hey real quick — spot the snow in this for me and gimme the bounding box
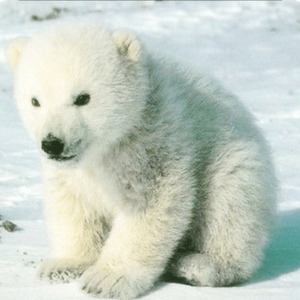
[0,0,300,299]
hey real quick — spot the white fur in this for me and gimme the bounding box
[7,22,277,299]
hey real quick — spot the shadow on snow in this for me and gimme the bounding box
[247,208,300,284]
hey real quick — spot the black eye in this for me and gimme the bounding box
[31,97,40,107]
[74,93,90,106]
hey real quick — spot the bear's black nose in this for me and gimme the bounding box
[41,135,64,156]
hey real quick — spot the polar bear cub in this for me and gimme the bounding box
[7,22,277,299]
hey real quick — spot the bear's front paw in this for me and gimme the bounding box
[38,258,93,284]
[80,265,154,300]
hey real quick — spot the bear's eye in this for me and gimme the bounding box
[31,97,40,107]
[74,93,90,106]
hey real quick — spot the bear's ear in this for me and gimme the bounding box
[112,30,142,63]
[6,37,30,71]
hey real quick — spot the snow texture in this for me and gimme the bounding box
[0,1,299,299]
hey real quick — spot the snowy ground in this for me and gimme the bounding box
[0,1,300,299]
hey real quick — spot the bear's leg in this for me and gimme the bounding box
[39,184,110,283]
[170,142,276,286]
[80,178,195,300]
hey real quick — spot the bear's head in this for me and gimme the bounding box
[6,23,149,166]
